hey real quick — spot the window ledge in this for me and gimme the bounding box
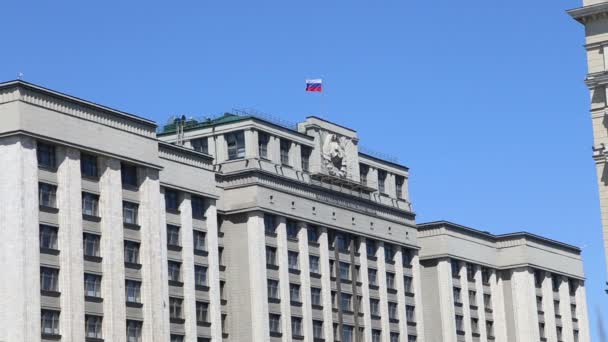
[387,288,398,294]
[456,330,465,336]
[41,333,62,340]
[197,321,211,327]
[472,333,481,337]
[454,302,463,307]
[170,318,185,324]
[85,296,103,303]
[41,290,61,297]
[126,301,143,308]
[311,304,323,310]
[469,305,478,310]
[169,280,184,287]
[85,337,104,342]
[293,335,305,340]
[371,314,382,320]
[367,256,378,261]
[407,321,417,327]
[83,214,101,222]
[81,175,100,182]
[270,332,283,338]
[123,223,140,230]
[84,255,102,263]
[196,285,210,292]
[166,209,181,215]
[288,268,301,275]
[267,264,279,270]
[219,265,226,271]
[389,318,399,323]
[310,272,321,279]
[405,291,415,297]
[167,244,182,252]
[369,285,379,290]
[122,184,139,191]
[290,301,303,307]
[194,249,209,257]
[124,262,142,270]
[268,298,281,304]
[40,247,60,255]
[39,205,59,213]
[308,241,320,247]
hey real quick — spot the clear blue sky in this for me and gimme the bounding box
[1,0,606,339]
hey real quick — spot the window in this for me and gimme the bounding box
[484,294,493,311]
[121,164,138,188]
[571,304,577,319]
[307,226,319,243]
[170,297,183,319]
[126,320,142,342]
[557,326,563,341]
[313,320,323,338]
[335,232,349,252]
[539,323,546,339]
[191,196,206,219]
[39,183,57,208]
[40,267,59,292]
[85,315,103,339]
[469,290,477,306]
[82,192,99,217]
[292,317,303,337]
[165,190,180,211]
[226,131,245,160]
[486,320,494,338]
[123,202,138,225]
[569,279,578,296]
[280,139,290,165]
[193,230,206,252]
[196,302,209,323]
[466,263,475,281]
[192,137,208,154]
[195,265,208,287]
[554,300,561,316]
[126,280,141,303]
[453,287,462,304]
[168,261,181,282]
[309,255,320,274]
[482,267,491,285]
[370,298,380,316]
[471,318,479,335]
[264,215,276,235]
[404,276,413,293]
[552,275,561,292]
[395,176,405,199]
[267,279,279,300]
[311,287,322,306]
[372,330,381,342]
[83,233,101,258]
[368,268,378,286]
[366,239,376,257]
[40,225,58,250]
[258,132,269,158]
[342,325,354,342]
[386,272,395,289]
[390,332,399,342]
[288,251,299,271]
[286,220,298,239]
[80,154,98,178]
[41,310,60,335]
[408,335,417,342]
[402,249,413,267]
[384,243,394,263]
[84,273,102,298]
[265,247,277,266]
[574,330,580,342]
[339,262,351,281]
[37,142,56,169]
[340,293,352,311]
[378,170,387,193]
[406,305,416,322]
[171,335,184,342]
[167,225,180,247]
[360,164,369,185]
[301,146,311,172]
[455,315,464,332]
[388,302,398,319]
[451,260,460,278]
[269,314,281,334]
[536,295,543,312]
[124,241,140,264]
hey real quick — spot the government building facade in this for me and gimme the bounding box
[0,80,590,342]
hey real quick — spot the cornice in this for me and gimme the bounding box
[568,3,608,24]
[158,142,214,170]
[584,71,608,88]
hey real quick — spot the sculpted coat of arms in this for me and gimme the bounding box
[322,133,348,178]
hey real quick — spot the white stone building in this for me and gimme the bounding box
[0,80,590,342]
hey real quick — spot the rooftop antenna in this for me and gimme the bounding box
[175,115,186,146]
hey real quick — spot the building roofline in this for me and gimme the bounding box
[0,80,158,127]
[304,115,358,133]
[158,141,214,160]
[567,3,608,23]
[359,152,410,171]
[417,220,581,253]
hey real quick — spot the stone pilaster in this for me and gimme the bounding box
[489,270,508,342]
[541,272,558,342]
[437,259,457,342]
[245,128,259,159]
[558,276,575,342]
[411,252,425,341]
[375,242,390,341]
[179,194,198,341]
[318,227,334,340]
[56,146,85,341]
[472,266,488,341]
[574,281,591,342]
[246,212,270,340]
[458,262,473,342]
[297,224,314,341]
[275,216,292,341]
[205,203,223,340]
[393,248,408,342]
[99,157,127,341]
[357,239,373,342]
[0,136,40,342]
[509,268,540,342]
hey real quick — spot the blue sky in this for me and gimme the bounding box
[1,0,607,339]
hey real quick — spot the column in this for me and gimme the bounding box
[276,217,292,341]
[99,157,127,341]
[375,242,390,342]
[292,143,302,171]
[245,212,270,340]
[410,252,425,342]
[489,270,508,342]
[215,135,227,163]
[458,262,473,342]
[558,276,575,342]
[318,227,335,341]
[179,194,198,341]
[358,239,373,342]
[269,136,281,164]
[56,147,85,341]
[437,259,457,342]
[0,136,40,342]
[509,268,540,342]
[297,223,314,341]
[394,248,408,342]
[205,202,223,340]
[472,266,488,341]
[245,128,259,159]
[140,169,170,342]
[574,281,591,342]
[541,272,558,342]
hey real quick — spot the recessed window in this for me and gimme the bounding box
[170,334,184,342]
[469,290,477,306]
[486,321,494,338]
[455,315,464,333]
[311,287,322,306]
[193,230,206,252]
[335,232,349,252]
[40,225,58,250]
[41,309,60,336]
[280,139,291,165]
[313,320,323,338]
[377,170,387,193]
[388,302,398,319]
[301,146,311,172]
[286,220,298,239]
[126,320,142,342]
[40,267,59,292]
[288,251,299,271]
[372,330,381,342]
[370,298,380,316]
[384,244,395,263]
[258,132,269,159]
[386,272,395,289]
[471,317,479,334]
[170,297,183,319]
[390,332,399,342]
[123,202,139,225]
[366,239,376,257]
[451,260,461,278]
[191,196,206,219]
[291,316,303,337]
[264,214,277,235]
[195,265,208,287]
[39,183,57,208]
[339,262,350,281]
[165,189,180,211]
[368,268,378,286]
[307,226,319,243]
[226,131,245,160]
[37,142,56,170]
[266,247,277,266]
[168,261,181,282]
[340,293,352,311]
[342,325,354,342]
[85,315,103,339]
[82,192,99,217]
[191,137,208,154]
[124,241,140,265]
[453,287,462,304]
[269,313,281,334]
[404,276,413,293]
[466,263,476,281]
[167,225,181,247]
[81,154,98,178]
[83,233,101,258]
[360,164,369,185]
[196,301,209,323]
[552,275,561,292]
[125,280,141,303]
[395,176,405,199]
[121,163,138,188]
[482,267,491,285]
[290,283,301,303]
[406,305,416,322]
[84,273,102,298]
[309,255,320,274]
[267,279,280,300]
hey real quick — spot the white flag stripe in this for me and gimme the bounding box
[306,79,323,84]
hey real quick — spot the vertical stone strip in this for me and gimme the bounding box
[140,170,170,342]
[437,259,456,342]
[394,248,408,342]
[358,239,373,342]
[99,157,127,341]
[541,272,557,341]
[473,265,488,341]
[411,252,425,342]
[246,212,270,340]
[56,147,85,341]
[558,276,575,342]
[205,202,223,340]
[510,268,540,342]
[179,194,198,341]
[489,269,507,342]
[318,227,334,340]
[375,242,390,342]
[297,223,314,341]
[275,216,292,341]
[458,262,473,342]
[0,136,40,342]
[574,281,590,342]
[245,128,259,159]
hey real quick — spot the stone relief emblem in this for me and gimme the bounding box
[322,133,348,177]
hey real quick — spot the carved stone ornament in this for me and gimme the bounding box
[322,133,348,178]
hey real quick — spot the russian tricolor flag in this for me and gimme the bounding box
[306,79,323,92]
